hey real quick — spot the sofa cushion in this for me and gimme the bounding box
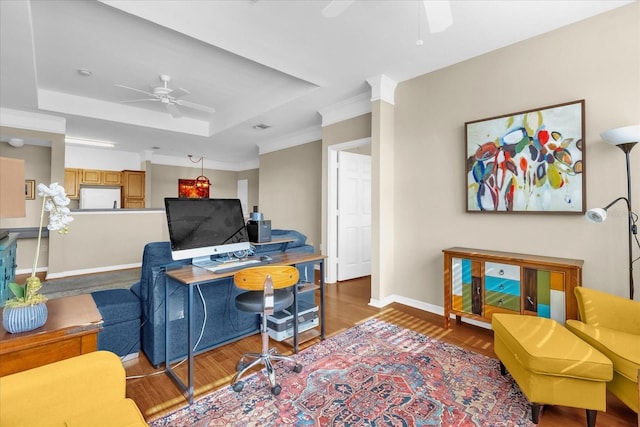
[92,289,141,326]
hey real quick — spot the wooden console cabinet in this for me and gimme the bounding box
[443,247,583,329]
[0,294,102,376]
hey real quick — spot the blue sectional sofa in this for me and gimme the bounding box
[125,229,316,367]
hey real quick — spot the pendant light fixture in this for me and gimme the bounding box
[189,154,210,190]
[178,155,210,199]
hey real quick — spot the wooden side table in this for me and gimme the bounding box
[0,294,103,376]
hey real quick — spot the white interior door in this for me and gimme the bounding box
[337,151,371,281]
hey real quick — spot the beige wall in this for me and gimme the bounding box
[259,140,322,249]
[147,163,258,209]
[47,210,168,278]
[390,3,639,306]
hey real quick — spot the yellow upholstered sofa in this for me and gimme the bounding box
[566,287,640,413]
[0,350,148,426]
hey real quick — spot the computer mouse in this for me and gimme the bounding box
[260,255,272,262]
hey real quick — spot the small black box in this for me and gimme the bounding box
[247,220,271,243]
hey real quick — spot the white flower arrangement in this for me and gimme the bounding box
[5,182,73,308]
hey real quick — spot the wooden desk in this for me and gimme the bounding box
[0,294,103,376]
[164,251,326,404]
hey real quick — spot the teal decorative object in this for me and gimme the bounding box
[2,303,48,333]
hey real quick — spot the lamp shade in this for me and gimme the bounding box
[600,125,640,146]
[585,208,607,223]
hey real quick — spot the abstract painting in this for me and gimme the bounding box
[466,100,585,213]
[178,178,210,199]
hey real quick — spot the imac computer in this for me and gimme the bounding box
[164,198,251,267]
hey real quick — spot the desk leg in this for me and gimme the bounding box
[164,269,170,372]
[187,284,194,404]
[319,259,325,340]
[293,284,299,353]
[164,274,194,405]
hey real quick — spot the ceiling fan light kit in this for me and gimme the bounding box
[115,74,215,118]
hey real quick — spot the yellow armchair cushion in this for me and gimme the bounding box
[65,399,148,427]
[574,287,640,335]
[0,351,147,427]
[566,320,640,383]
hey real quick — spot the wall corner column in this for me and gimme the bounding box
[367,75,397,304]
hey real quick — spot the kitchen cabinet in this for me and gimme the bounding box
[81,169,121,186]
[64,168,80,199]
[121,170,145,208]
[443,247,583,329]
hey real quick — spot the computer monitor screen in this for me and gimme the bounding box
[164,198,250,262]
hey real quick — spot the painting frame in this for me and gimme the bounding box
[178,178,210,199]
[25,179,35,200]
[465,100,585,214]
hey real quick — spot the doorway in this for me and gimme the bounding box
[327,138,372,283]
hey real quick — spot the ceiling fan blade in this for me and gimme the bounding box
[322,0,355,18]
[423,0,452,33]
[114,84,156,97]
[170,87,191,98]
[121,98,159,104]
[175,99,216,114]
[165,103,183,118]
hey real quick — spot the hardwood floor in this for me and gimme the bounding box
[124,275,637,426]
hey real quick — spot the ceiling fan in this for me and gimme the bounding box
[322,0,452,34]
[115,74,216,118]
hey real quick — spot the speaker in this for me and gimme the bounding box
[247,220,271,243]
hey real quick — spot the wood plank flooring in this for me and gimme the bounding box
[124,275,637,426]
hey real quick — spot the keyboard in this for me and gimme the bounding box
[199,258,265,274]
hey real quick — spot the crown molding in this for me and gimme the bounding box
[149,153,259,172]
[257,125,322,155]
[366,74,397,105]
[318,92,371,127]
[0,108,66,134]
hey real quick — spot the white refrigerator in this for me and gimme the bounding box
[79,187,121,209]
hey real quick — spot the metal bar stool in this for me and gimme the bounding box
[231,265,303,395]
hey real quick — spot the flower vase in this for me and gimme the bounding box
[2,303,48,333]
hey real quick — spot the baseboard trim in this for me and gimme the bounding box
[369,294,491,330]
[45,263,141,280]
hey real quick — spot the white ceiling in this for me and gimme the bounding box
[0,0,634,170]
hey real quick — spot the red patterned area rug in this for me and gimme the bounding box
[150,319,534,426]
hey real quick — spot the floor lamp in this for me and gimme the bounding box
[585,125,640,300]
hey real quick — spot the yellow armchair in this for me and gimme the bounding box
[566,287,640,413]
[0,350,148,427]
